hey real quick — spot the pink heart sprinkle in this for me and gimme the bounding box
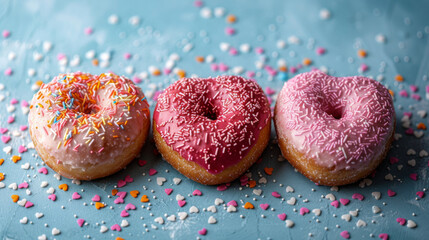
[124,175,133,183]
[352,193,365,201]
[114,197,124,204]
[229,47,238,56]
[10,98,18,104]
[299,207,309,215]
[389,157,399,164]
[360,63,369,72]
[396,217,406,225]
[18,145,27,153]
[125,203,136,210]
[271,191,281,198]
[110,224,121,231]
[192,189,202,196]
[20,125,27,131]
[227,200,238,207]
[405,128,414,135]
[4,68,12,76]
[178,200,186,207]
[247,71,255,78]
[77,218,85,227]
[411,94,421,101]
[316,47,326,55]
[164,188,173,195]
[48,194,57,201]
[387,189,396,197]
[92,194,101,202]
[265,87,276,95]
[124,53,132,60]
[403,112,412,117]
[149,168,157,176]
[225,27,236,35]
[340,198,350,206]
[255,47,264,54]
[217,184,228,191]
[290,66,297,73]
[120,210,129,217]
[116,191,127,199]
[0,128,8,134]
[117,180,127,188]
[259,203,269,210]
[138,160,147,167]
[18,182,29,189]
[340,230,350,239]
[330,200,339,208]
[399,90,409,97]
[218,63,229,72]
[210,63,218,71]
[416,191,425,198]
[7,116,14,124]
[163,68,172,75]
[24,201,34,208]
[1,135,11,143]
[2,30,10,38]
[277,213,287,221]
[198,228,207,235]
[38,167,48,175]
[409,173,418,181]
[72,192,81,200]
[21,100,29,107]
[379,233,389,240]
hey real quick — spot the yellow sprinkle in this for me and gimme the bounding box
[57,141,61,149]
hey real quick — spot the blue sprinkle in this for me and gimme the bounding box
[278,72,288,81]
[62,102,67,109]
[141,97,147,101]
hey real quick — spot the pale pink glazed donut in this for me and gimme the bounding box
[28,72,150,180]
[274,71,395,186]
[153,76,271,185]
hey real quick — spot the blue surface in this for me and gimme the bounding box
[0,0,429,239]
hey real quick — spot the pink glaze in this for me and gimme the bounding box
[275,71,395,172]
[28,72,150,172]
[153,76,271,174]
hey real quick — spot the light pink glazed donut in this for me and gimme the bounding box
[153,76,271,185]
[28,72,150,180]
[274,71,395,186]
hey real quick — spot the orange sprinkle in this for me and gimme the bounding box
[140,195,149,202]
[303,58,312,66]
[58,183,68,191]
[35,80,44,87]
[130,190,140,198]
[417,122,427,130]
[95,202,105,210]
[11,194,19,202]
[177,70,186,78]
[11,155,21,163]
[152,69,161,76]
[195,56,205,63]
[92,59,99,66]
[395,75,404,82]
[0,158,4,166]
[388,89,394,97]
[357,49,367,58]
[279,66,288,72]
[226,14,237,23]
[244,202,254,209]
[116,237,124,240]
[264,167,273,175]
[112,189,118,196]
[248,180,256,188]
[0,173,4,181]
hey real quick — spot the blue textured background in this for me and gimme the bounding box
[0,0,428,239]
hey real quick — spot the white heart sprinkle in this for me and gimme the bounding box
[240,43,251,53]
[154,217,164,225]
[167,215,176,222]
[40,181,48,188]
[53,174,61,180]
[214,198,224,206]
[175,194,185,201]
[17,199,27,207]
[38,234,47,240]
[7,105,16,113]
[208,216,217,224]
[173,178,182,185]
[214,7,225,17]
[219,42,230,52]
[156,177,166,186]
[285,220,294,228]
[27,142,35,149]
[51,228,61,235]
[407,220,417,228]
[356,219,367,227]
[394,133,402,140]
[277,40,287,49]
[100,225,108,233]
[312,209,321,216]
[0,182,5,188]
[46,187,55,194]
[253,189,262,196]
[227,205,237,212]
[401,121,410,128]
[207,205,217,213]
[8,183,18,190]
[20,217,28,224]
[325,193,336,201]
[178,212,188,220]
[330,186,339,192]
[26,189,31,195]
[417,110,427,118]
[3,146,12,154]
[189,206,199,213]
[151,224,158,230]
[372,192,381,200]
[372,206,381,214]
[258,177,267,184]
[420,150,428,157]
[384,174,393,181]
[286,186,294,193]
[407,149,417,155]
[72,179,81,185]
[35,212,44,218]
[414,131,424,138]
[341,214,351,222]
[408,159,416,167]
[349,210,359,217]
[121,220,129,227]
[287,197,296,205]
[21,163,30,170]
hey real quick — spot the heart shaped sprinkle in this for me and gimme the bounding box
[416,191,425,198]
[48,194,56,201]
[138,159,147,166]
[259,203,269,210]
[300,207,310,215]
[227,200,238,207]
[264,167,273,175]
[18,182,28,189]
[198,228,207,235]
[149,168,157,176]
[340,230,350,239]
[24,201,34,208]
[271,191,281,198]
[164,188,173,195]
[58,184,68,191]
[330,200,339,208]
[340,198,350,206]
[396,217,406,225]
[178,200,186,207]
[77,219,85,227]
[92,194,101,202]
[352,193,364,201]
[116,191,127,199]
[114,197,124,204]
[140,195,149,202]
[192,189,202,196]
[95,202,105,209]
[120,210,129,217]
[243,202,254,209]
[277,213,287,221]
[110,224,121,231]
[124,175,133,183]
[378,233,389,240]
[387,189,396,197]
[125,203,136,211]
[1,135,11,143]
[18,145,27,153]
[117,180,127,188]
[130,190,139,198]
[11,194,19,202]
[38,167,48,175]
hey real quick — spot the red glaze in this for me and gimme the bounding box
[154,76,271,174]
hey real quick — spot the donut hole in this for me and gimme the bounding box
[325,107,343,120]
[203,105,219,121]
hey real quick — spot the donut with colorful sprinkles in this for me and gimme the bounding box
[28,72,150,180]
[274,71,395,186]
[153,76,271,185]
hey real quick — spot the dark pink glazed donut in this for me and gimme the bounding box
[274,71,395,186]
[153,76,271,185]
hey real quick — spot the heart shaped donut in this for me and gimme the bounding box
[274,71,395,186]
[153,76,271,185]
[29,72,150,180]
